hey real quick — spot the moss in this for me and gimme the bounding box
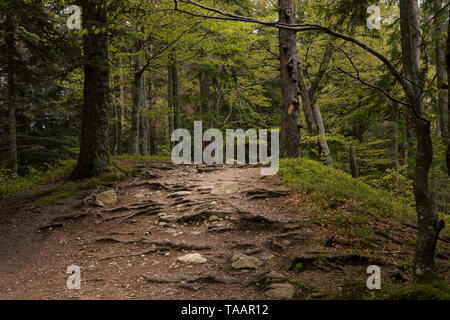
[278,158,418,248]
[383,282,450,300]
[279,158,415,218]
[34,163,130,205]
[339,277,370,300]
[111,160,138,176]
[37,189,78,205]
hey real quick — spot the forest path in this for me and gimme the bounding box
[0,160,403,299]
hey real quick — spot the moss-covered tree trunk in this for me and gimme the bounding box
[400,0,444,283]
[434,0,449,146]
[6,10,18,174]
[446,1,450,177]
[71,1,110,179]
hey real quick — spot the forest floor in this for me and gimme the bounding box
[0,159,448,300]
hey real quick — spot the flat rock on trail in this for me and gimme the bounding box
[0,161,408,299]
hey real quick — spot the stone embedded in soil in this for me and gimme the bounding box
[264,283,296,300]
[255,271,287,287]
[208,215,220,222]
[211,182,239,195]
[159,215,178,222]
[95,190,117,208]
[177,253,208,265]
[231,253,263,270]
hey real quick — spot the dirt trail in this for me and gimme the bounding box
[0,161,419,299]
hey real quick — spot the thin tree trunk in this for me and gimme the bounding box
[298,62,318,133]
[113,101,118,156]
[278,0,302,158]
[312,101,333,167]
[349,144,358,178]
[434,0,449,146]
[118,56,125,155]
[148,77,158,155]
[171,57,181,130]
[298,53,333,166]
[168,62,173,143]
[199,66,211,125]
[140,76,148,156]
[400,0,443,283]
[446,1,450,176]
[71,0,110,179]
[393,104,400,170]
[6,11,17,174]
[130,43,143,156]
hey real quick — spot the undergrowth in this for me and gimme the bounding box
[278,158,418,249]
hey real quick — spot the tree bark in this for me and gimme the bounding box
[148,77,158,155]
[130,40,144,156]
[198,66,211,124]
[400,0,443,283]
[278,0,302,158]
[446,1,450,176]
[298,51,333,167]
[140,76,148,156]
[434,0,449,146]
[171,56,181,130]
[312,101,333,167]
[349,144,358,178]
[118,55,125,155]
[6,11,17,174]
[71,0,110,179]
[298,62,318,133]
[168,62,173,143]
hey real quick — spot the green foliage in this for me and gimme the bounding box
[0,160,76,197]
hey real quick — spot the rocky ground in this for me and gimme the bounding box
[0,160,447,300]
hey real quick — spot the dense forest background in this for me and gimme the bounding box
[0,0,449,288]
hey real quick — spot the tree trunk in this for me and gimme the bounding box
[446,1,450,177]
[298,62,318,133]
[434,0,449,146]
[278,0,302,158]
[71,1,110,179]
[113,101,118,156]
[118,56,125,155]
[171,57,181,130]
[199,66,211,125]
[148,77,158,155]
[393,104,400,170]
[400,0,443,283]
[349,144,358,178]
[140,76,148,156]
[168,62,173,143]
[312,101,333,167]
[298,54,332,166]
[130,43,144,156]
[6,11,17,174]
